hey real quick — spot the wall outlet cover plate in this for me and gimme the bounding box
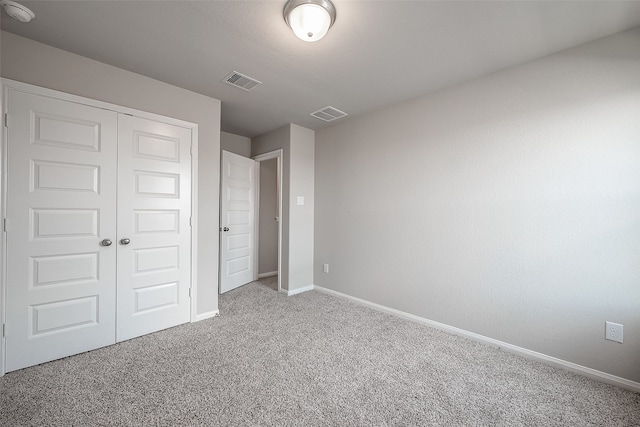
[605,321,623,343]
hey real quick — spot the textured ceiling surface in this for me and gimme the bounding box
[2,1,640,138]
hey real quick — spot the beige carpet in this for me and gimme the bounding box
[1,276,639,426]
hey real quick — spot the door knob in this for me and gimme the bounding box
[120,238,131,245]
[223,227,230,232]
[101,239,113,247]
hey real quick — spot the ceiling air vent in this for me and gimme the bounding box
[310,106,348,122]
[223,71,261,92]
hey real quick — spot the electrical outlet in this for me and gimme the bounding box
[323,263,329,274]
[605,321,623,343]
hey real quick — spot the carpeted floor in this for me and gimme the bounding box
[1,276,639,426]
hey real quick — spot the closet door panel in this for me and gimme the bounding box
[5,91,118,372]
[116,114,191,342]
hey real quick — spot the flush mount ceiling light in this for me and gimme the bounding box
[1,0,35,23]
[284,0,336,42]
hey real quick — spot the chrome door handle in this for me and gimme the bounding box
[101,239,113,247]
[120,238,131,245]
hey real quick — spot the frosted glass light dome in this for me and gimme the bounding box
[1,0,35,23]
[284,0,336,42]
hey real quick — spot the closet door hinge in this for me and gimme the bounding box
[2,323,5,338]
[189,143,193,157]
[3,218,7,232]
[4,113,8,128]
[188,288,192,298]
[189,217,192,227]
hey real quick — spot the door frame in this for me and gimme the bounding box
[253,149,283,293]
[0,78,200,376]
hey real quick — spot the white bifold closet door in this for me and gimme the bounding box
[5,90,191,372]
[116,115,192,341]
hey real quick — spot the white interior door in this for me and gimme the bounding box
[116,114,192,341]
[220,151,255,293]
[5,90,118,371]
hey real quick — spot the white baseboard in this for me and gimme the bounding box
[257,271,278,279]
[287,284,314,296]
[313,285,640,393]
[194,310,219,322]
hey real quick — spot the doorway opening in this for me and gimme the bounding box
[254,149,283,293]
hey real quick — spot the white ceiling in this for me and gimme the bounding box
[2,1,640,138]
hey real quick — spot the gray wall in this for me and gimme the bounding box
[1,31,222,316]
[289,124,315,290]
[221,131,251,158]
[314,28,640,383]
[258,158,278,275]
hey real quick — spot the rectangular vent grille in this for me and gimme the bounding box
[310,106,348,122]
[223,71,261,92]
